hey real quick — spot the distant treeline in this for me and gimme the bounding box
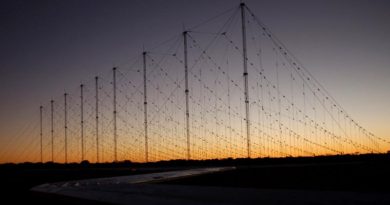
[1,153,389,169]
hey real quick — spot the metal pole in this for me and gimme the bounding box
[113,67,117,162]
[50,100,54,162]
[64,93,68,163]
[80,84,84,162]
[183,31,190,160]
[40,106,43,163]
[240,2,251,158]
[95,76,99,163]
[143,52,149,162]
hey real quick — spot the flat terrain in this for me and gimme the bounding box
[163,161,390,192]
[0,165,176,204]
[1,154,389,204]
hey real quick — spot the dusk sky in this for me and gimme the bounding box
[1,0,390,162]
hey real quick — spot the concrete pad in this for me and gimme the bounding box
[31,167,235,194]
[31,167,390,205]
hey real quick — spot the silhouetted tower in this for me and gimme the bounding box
[240,2,251,158]
[113,67,118,162]
[80,84,85,162]
[39,105,43,163]
[50,99,54,162]
[64,93,68,163]
[183,31,190,160]
[95,76,99,163]
[143,52,149,162]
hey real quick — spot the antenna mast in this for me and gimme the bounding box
[64,93,68,163]
[143,52,149,162]
[40,106,43,163]
[95,76,99,163]
[183,31,190,160]
[113,67,117,162]
[240,2,251,158]
[50,100,54,162]
[80,84,84,162]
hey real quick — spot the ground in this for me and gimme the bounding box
[1,154,389,204]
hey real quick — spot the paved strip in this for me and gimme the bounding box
[31,166,390,205]
[33,184,390,205]
[31,167,235,193]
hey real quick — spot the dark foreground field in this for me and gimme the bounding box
[0,165,165,204]
[163,161,390,192]
[1,154,389,204]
